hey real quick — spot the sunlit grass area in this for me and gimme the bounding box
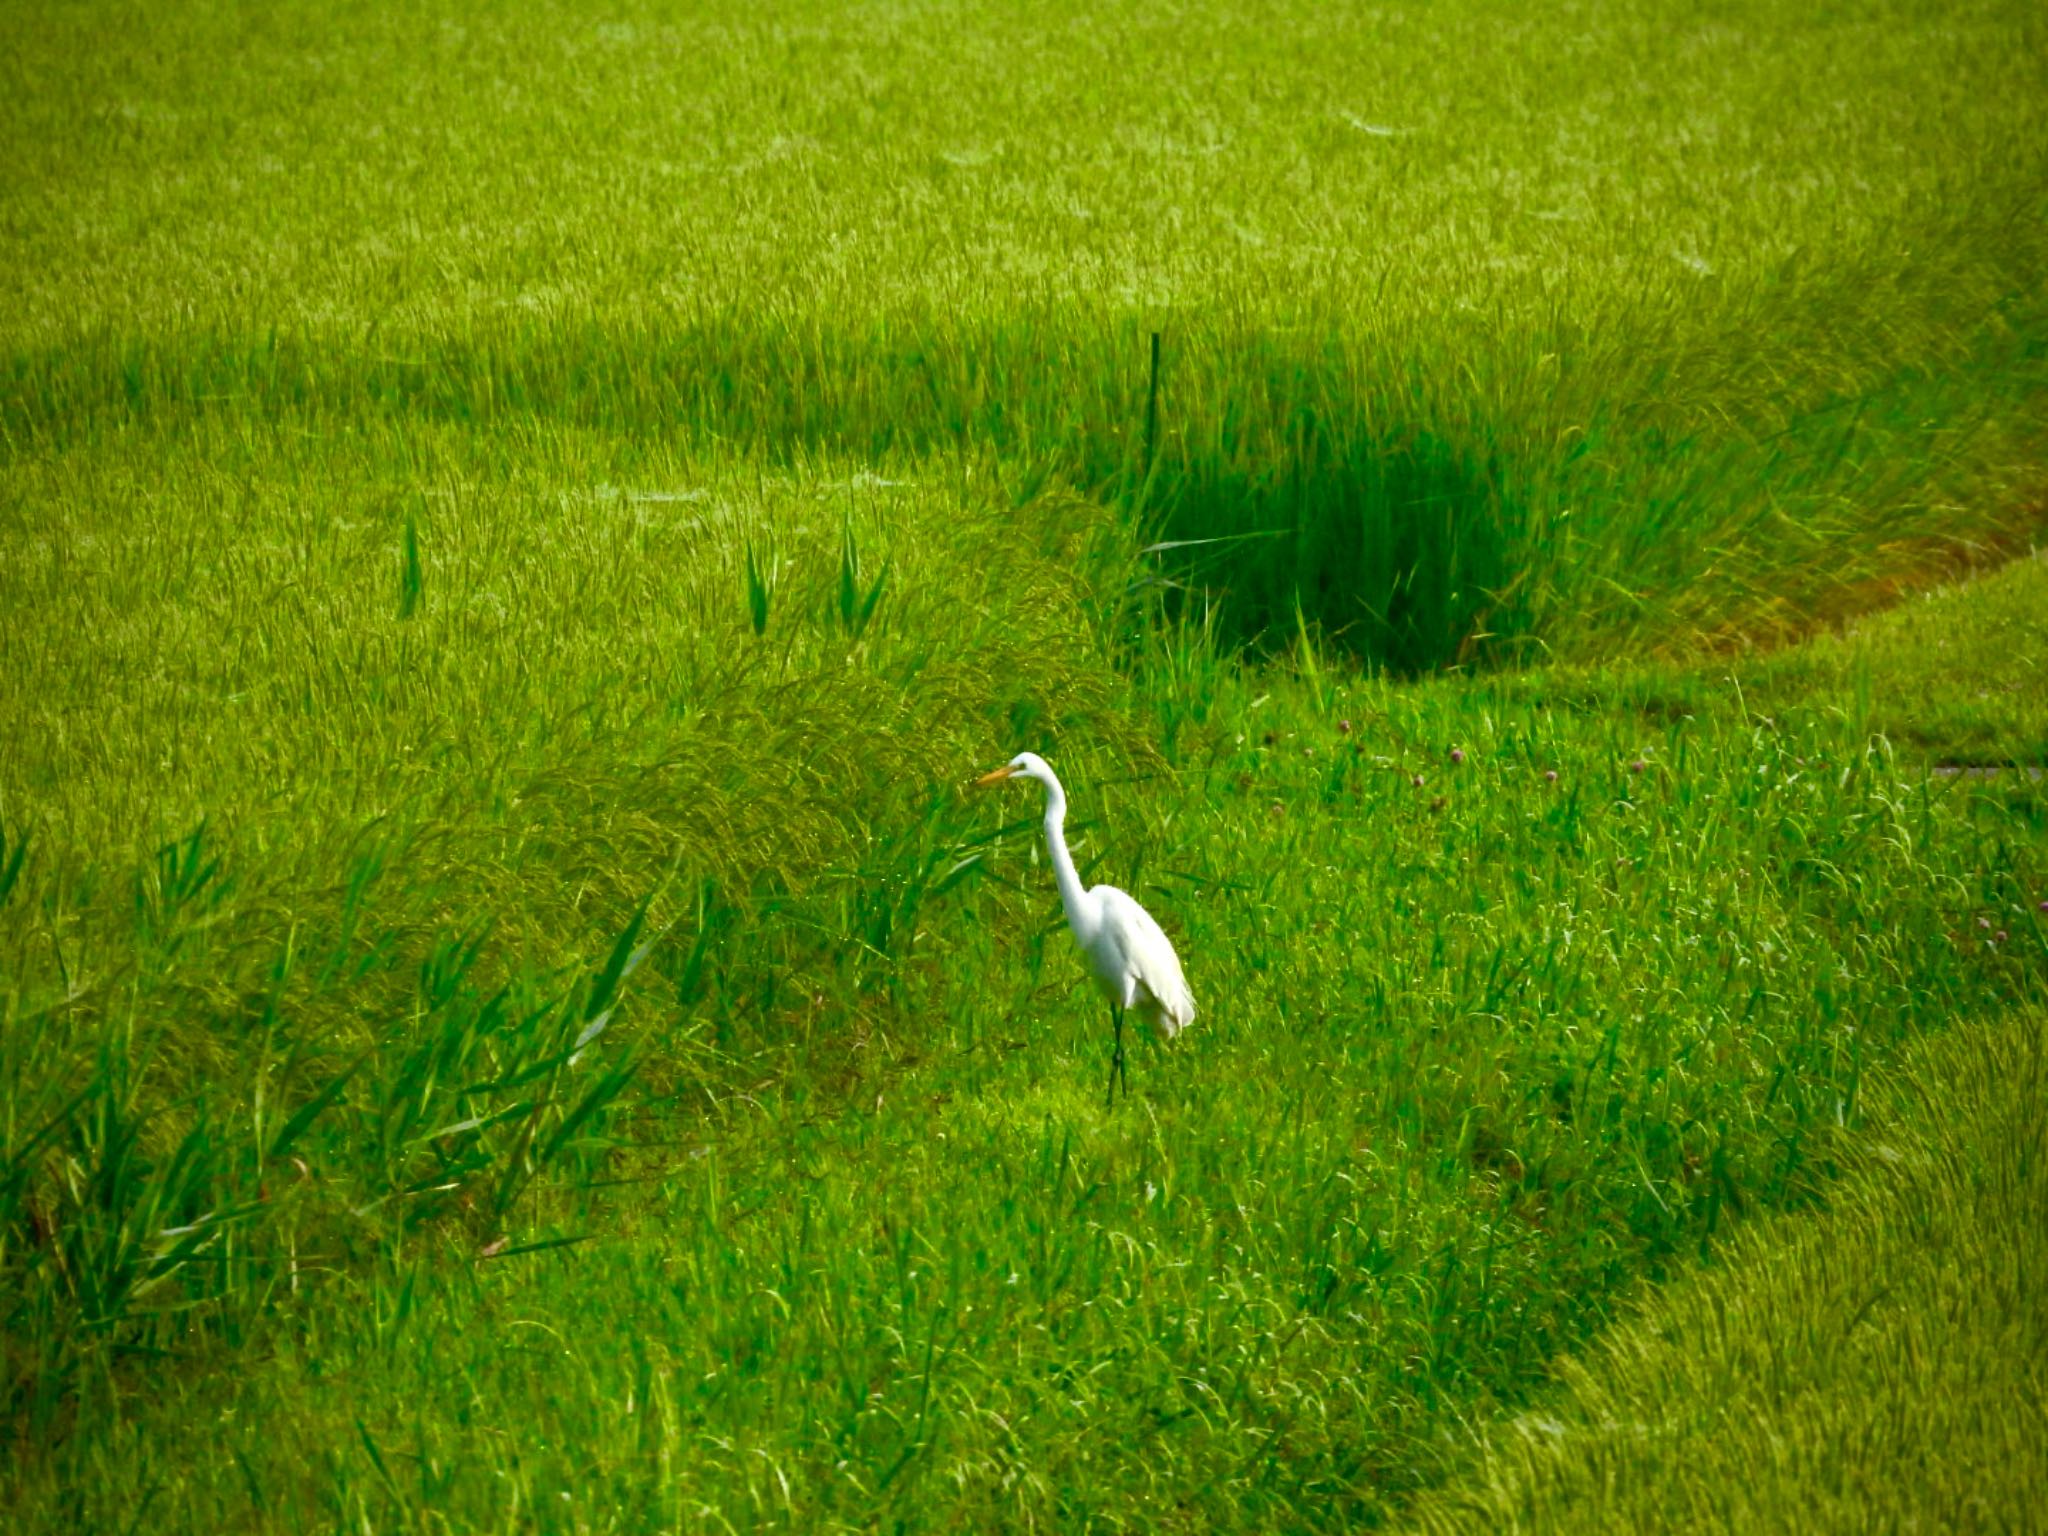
[5,467,2043,1524]
[1400,1006,2048,1536]
[3,0,2046,1528]
[8,0,2048,665]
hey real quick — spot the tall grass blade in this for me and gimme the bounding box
[398,513,423,620]
[0,820,26,908]
[585,896,652,1024]
[267,1053,365,1162]
[745,540,772,636]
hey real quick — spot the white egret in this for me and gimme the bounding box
[974,752,1195,1104]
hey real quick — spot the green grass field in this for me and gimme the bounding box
[1400,1001,2048,1535]
[4,1,2046,1529]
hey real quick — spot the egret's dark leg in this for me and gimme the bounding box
[1105,1004,1127,1107]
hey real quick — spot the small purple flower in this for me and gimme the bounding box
[1629,759,1647,775]
[1411,773,1426,788]
[1995,930,2009,944]
[1450,747,1466,766]
[2039,899,2048,913]
[1338,719,1353,734]
[1544,769,1559,783]
[1979,917,1992,930]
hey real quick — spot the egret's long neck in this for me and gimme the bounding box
[1039,776,1090,935]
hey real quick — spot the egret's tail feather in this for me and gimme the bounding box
[1147,983,1196,1040]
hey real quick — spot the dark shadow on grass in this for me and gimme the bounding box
[1125,411,1521,675]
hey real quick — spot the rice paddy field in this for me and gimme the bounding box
[3,0,2046,1529]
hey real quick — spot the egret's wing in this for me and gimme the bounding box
[1092,885,1196,1035]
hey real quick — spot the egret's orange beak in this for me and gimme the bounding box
[974,763,1020,787]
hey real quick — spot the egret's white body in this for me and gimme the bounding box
[975,752,1194,1101]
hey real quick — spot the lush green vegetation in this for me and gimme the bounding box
[3,0,2046,1529]
[1400,1004,2048,1535]
[8,0,2048,665]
